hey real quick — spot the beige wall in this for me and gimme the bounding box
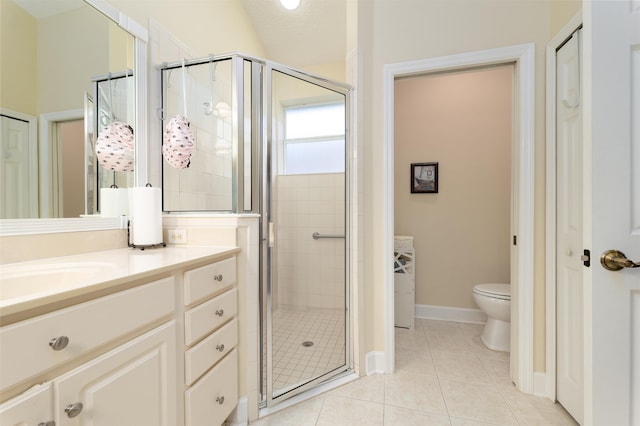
[0,1,128,116]
[1,0,38,115]
[394,65,513,309]
[300,62,347,83]
[550,0,581,37]
[111,0,267,59]
[37,6,111,114]
[361,0,552,370]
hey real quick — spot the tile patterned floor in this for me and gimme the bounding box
[271,308,346,392]
[251,319,578,425]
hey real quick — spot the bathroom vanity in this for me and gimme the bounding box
[0,245,240,426]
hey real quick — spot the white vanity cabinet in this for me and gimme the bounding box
[0,383,54,426]
[53,321,176,426]
[0,277,177,426]
[183,257,238,426]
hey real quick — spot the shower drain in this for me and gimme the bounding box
[302,341,314,347]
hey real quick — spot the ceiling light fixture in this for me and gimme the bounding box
[279,0,300,10]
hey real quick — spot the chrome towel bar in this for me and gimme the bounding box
[312,232,345,240]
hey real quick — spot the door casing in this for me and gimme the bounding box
[383,43,536,392]
[545,9,583,402]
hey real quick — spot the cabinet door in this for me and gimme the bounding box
[54,321,176,426]
[0,382,54,425]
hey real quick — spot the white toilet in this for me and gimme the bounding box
[473,283,511,352]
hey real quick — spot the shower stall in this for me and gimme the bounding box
[160,54,352,408]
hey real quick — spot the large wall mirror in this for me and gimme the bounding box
[0,0,146,228]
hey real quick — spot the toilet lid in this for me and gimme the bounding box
[474,283,511,299]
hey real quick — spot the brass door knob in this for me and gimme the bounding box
[600,250,640,271]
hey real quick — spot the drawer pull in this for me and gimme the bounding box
[216,396,225,405]
[216,344,225,352]
[215,309,224,317]
[213,274,223,281]
[49,336,70,351]
[38,422,56,426]
[65,402,83,418]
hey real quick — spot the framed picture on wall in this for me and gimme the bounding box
[411,162,438,193]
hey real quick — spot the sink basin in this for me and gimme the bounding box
[0,262,117,302]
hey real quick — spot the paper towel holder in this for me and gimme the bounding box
[128,220,167,250]
[128,184,167,250]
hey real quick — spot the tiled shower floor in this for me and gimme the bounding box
[270,308,346,392]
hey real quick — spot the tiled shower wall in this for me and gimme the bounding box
[162,68,233,211]
[151,20,233,211]
[274,173,345,311]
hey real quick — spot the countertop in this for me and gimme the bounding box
[0,245,240,325]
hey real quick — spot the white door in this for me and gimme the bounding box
[0,114,37,218]
[556,29,584,425]
[585,1,640,425]
[54,322,176,426]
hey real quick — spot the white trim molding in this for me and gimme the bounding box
[534,372,548,397]
[414,304,487,324]
[545,10,583,402]
[365,351,386,375]
[39,109,83,218]
[383,43,536,392]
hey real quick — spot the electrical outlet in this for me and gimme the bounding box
[168,229,187,244]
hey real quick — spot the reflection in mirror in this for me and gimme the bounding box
[0,0,135,219]
[90,72,135,214]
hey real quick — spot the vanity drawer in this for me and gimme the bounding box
[185,349,237,426]
[0,277,174,391]
[184,288,237,346]
[184,257,236,306]
[0,382,53,424]
[185,318,237,386]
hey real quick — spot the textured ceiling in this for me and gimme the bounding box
[240,0,347,68]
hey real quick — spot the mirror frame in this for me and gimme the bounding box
[0,0,147,236]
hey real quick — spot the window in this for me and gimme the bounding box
[283,102,345,174]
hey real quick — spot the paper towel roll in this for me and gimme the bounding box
[100,187,129,217]
[129,186,163,246]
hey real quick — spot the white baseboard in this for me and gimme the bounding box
[365,351,385,375]
[414,304,487,324]
[533,372,550,398]
[226,396,248,426]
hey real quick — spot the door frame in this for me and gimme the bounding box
[383,43,536,392]
[544,10,583,401]
[262,61,354,407]
[39,109,83,217]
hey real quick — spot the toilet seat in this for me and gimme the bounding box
[473,283,511,300]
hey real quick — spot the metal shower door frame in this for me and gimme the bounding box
[261,61,354,408]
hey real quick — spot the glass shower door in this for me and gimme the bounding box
[263,65,351,404]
